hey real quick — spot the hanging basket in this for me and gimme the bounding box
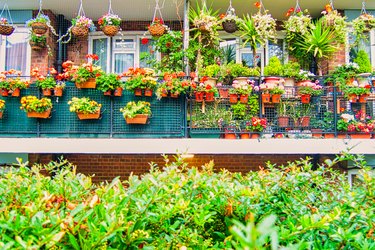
[102,25,119,37]
[29,40,46,50]
[148,23,166,37]
[222,20,237,33]
[31,22,48,35]
[72,26,89,38]
[0,24,14,36]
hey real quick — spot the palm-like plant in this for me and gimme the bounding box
[240,15,263,67]
[294,19,338,76]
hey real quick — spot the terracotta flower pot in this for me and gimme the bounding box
[301,94,311,104]
[134,88,143,96]
[103,90,112,96]
[300,116,310,127]
[218,88,229,98]
[229,94,238,104]
[195,91,204,102]
[170,93,179,98]
[251,133,261,139]
[144,88,153,97]
[125,114,149,124]
[261,93,270,103]
[11,88,20,97]
[311,129,323,138]
[239,94,249,104]
[350,133,371,139]
[240,132,251,139]
[324,133,335,139]
[278,116,289,128]
[348,94,357,103]
[42,88,52,96]
[114,87,123,97]
[0,111,3,119]
[264,77,280,84]
[271,94,281,103]
[205,92,215,102]
[1,89,9,97]
[76,78,96,89]
[76,110,101,120]
[27,109,51,119]
[54,88,63,97]
[358,94,369,103]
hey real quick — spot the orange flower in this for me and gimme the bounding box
[285,7,294,17]
[325,4,332,13]
[219,13,226,19]
[254,2,262,9]
[49,67,57,75]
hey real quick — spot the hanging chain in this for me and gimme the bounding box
[152,0,164,22]
[294,0,301,14]
[361,0,367,15]
[108,0,113,14]
[0,1,14,25]
[329,0,335,10]
[227,0,235,16]
[78,0,86,17]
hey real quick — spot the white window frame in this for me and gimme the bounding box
[348,168,375,188]
[88,34,111,72]
[0,26,31,76]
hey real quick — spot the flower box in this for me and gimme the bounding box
[27,109,51,119]
[125,114,149,124]
[0,111,3,119]
[76,110,101,120]
[75,78,96,89]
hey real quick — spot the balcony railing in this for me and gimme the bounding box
[0,79,374,139]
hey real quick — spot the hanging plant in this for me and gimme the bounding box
[220,0,242,33]
[352,14,375,43]
[320,3,347,44]
[71,16,95,38]
[98,0,121,37]
[148,0,169,37]
[24,1,59,37]
[0,2,15,36]
[251,1,277,44]
[284,8,312,43]
[29,33,47,50]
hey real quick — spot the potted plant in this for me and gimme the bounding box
[29,33,47,50]
[259,82,284,104]
[229,79,254,104]
[219,6,242,33]
[162,72,190,98]
[190,3,219,34]
[223,63,260,84]
[68,97,102,120]
[192,82,217,102]
[281,61,300,90]
[244,117,267,139]
[190,106,232,138]
[0,99,5,118]
[263,56,283,83]
[20,95,52,118]
[54,81,66,97]
[148,17,168,37]
[71,15,95,38]
[2,69,29,97]
[120,101,151,124]
[320,4,347,44]
[0,17,15,36]
[31,67,58,96]
[0,77,10,97]
[201,64,221,86]
[96,72,124,96]
[276,101,290,128]
[354,50,372,85]
[352,13,375,45]
[68,54,103,88]
[26,13,50,35]
[124,68,157,96]
[269,85,285,103]
[341,84,371,103]
[8,77,29,97]
[298,81,323,103]
[98,13,121,37]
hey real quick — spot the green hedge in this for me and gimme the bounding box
[0,155,374,249]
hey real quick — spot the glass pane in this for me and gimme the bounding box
[241,53,261,67]
[268,39,284,61]
[139,38,155,68]
[115,39,134,49]
[220,39,237,64]
[93,38,108,72]
[6,32,28,75]
[114,53,134,73]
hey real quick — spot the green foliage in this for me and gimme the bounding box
[96,73,123,92]
[354,50,372,73]
[30,33,47,47]
[264,56,283,76]
[201,64,221,78]
[120,101,151,118]
[68,97,101,114]
[223,63,260,78]
[191,105,232,128]
[35,76,56,89]
[1,155,375,249]
[282,62,301,78]
[231,102,248,120]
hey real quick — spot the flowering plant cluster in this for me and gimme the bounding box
[298,81,323,96]
[259,82,284,95]
[352,13,375,42]
[31,67,57,90]
[20,96,52,113]
[294,70,315,82]
[321,5,347,43]
[124,68,158,91]
[342,83,371,97]
[71,16,95,31]
[252,3,276,44]
[337,112,374,133]
[68,97,101,114]
[284,9,311,41]
[162,72,190,95]
[98,13,121,28]
[219,8,242,24]
[120,101,151,119]
[191,5,219,36]
[0,17,9,25]
[64,54,103,84]
[229,79,254,95]
[0,69,29,91]
[192,82,216,93]
[26,14,50,27]
[0,99,5,111]
[245,117,267,132]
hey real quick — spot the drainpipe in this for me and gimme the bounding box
[57,14,68,73]
[183,0,190,75]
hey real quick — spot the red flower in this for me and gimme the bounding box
[325,4,332,13]
[49,67,57,75]
[190,72,197,79]
[98,18,104,25]
[86,54,99,61]
[166,42,172,48]
[254,2,262,9]
[177,72,186,77]
[219,13,226,19]
[286,7,294,17]
[200,76,208,83]
[62,60,73,69]
[365,85,371,89]
[205,84,212,90]
[141,38,149,45]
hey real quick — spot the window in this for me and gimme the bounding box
[268,39,286,63]
[0,27,31,76]
[89,33,156,73]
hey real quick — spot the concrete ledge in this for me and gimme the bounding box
[0,138,374,154]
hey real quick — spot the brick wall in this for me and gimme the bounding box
[28,153,343,183]
[321,43,346,75]
[30,10,58,77]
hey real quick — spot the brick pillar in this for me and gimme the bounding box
[322,43,346,75]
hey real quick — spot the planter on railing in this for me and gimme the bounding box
[125,114,149,124]
[75,78,96,89]
[76,110,101,120]
[27,109,51,119]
